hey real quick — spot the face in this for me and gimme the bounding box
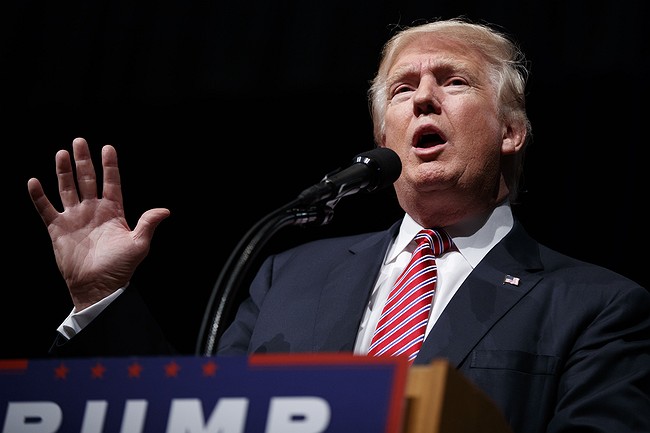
[381,34,522,227]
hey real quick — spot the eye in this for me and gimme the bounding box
[445,77,468,87]
[393,84,414,95]
[389,84,415,102]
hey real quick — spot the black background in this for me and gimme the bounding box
[3,0,647,359]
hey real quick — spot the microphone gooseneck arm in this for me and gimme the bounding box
[196,199,332,356]
[196,147,402,356]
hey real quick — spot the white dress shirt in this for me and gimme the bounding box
[353,201,514,354]
[58,202,514,347]
[57,286,125,339]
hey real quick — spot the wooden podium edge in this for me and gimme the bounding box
[403,359,513,433]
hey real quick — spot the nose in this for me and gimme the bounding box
[413,76,442,116]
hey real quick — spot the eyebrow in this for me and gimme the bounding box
[386,57,477,88]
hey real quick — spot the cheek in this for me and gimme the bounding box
[459,97,501,133]
[452,105,503,150]
[383,106,410,139]
[452,99,495,127]
[459,134,504,183]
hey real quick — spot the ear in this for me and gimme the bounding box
[501,120,527,155]
[380,132,387,147]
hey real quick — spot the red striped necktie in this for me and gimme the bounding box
[368,228,453,363]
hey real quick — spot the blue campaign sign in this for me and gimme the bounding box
[0,353,408,433]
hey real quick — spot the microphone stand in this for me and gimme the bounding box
[195,147,401,356]
[195,198,335,356]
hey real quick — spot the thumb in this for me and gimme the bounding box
[133,208,171,244]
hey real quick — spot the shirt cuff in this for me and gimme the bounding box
[56,287,126,339]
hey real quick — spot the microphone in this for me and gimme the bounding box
[197,147,401,355]
[296,147,402,206]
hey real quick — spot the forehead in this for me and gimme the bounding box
[386,34,485,76]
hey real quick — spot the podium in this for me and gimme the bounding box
[0,355,513,432]
[404,360,513,433]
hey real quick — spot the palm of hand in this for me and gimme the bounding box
[49,195,146,302]
[28,138,170,310]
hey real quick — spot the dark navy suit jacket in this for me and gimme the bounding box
[51,219,650,433]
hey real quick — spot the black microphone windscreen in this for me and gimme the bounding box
[353,147,402,192]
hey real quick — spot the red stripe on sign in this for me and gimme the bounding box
[0,359,28,373]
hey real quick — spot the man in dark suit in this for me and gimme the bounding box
[28,18,649,433]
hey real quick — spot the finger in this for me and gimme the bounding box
[27,177,60,227]
[71,137,98,201]
[100,144,123,204]
[132,208,171,245]
[56,148,81,208]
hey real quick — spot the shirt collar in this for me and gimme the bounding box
[387,201,514,268]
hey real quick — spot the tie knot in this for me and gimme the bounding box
[416,228,453,256]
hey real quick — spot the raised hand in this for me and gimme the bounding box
[27,137,170,311]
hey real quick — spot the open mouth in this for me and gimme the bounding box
[415,131,446,148]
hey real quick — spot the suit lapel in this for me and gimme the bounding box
[312,224,399,352]
[415,221,544,366]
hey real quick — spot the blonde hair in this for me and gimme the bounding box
[368,17,532,201]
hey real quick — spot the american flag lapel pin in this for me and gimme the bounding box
[504,274,520,286]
